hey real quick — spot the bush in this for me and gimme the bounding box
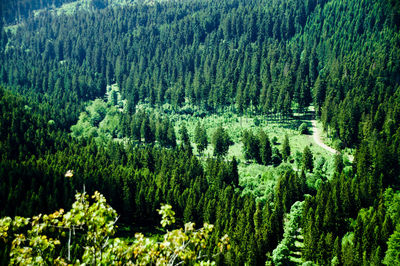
[333,139,345,150]
[299,123,309,135]
[271,148,282,167]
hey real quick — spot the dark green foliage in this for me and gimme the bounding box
[155,116,176,148]
[229,157,239,187]
[120,109,176,147]
[383,225,400,265]
[141,115,154,143]
[242,130,261,163]
[194,122,208,155]
[302,146,313,172]
[299,122,309,135]
[179,123,192,156]
[271,148,282,167]
[334,153,344,174]
[1,0,400,264]
[281,135,291,162]
[241,129,273,165]
[212,125,232,158]
[259,130,272,166]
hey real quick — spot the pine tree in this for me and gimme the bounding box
[194,122,208,155]
[167,121,177,148]
[141,115,154,143]
[179,124,192,156]
[383,225,400,265]
[259,130,272,166]
[332,236,341,265]
[302,146,314,172]
[281,135,291,162]
[334,153,344,173]
[212,126,232,158]
[229,157,239,187]
[242,130,261,163]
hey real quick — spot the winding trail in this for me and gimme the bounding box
[310,120,339,155]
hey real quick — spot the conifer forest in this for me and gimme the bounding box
[0,0,400,264]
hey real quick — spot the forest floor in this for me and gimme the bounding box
[310,120,339,155]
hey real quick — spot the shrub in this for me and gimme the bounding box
[271,148,282,167]
[333,139,345,150]
[299,123,309,135]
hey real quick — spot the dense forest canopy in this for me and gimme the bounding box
[0,0,400,264]
[1,0,400,147]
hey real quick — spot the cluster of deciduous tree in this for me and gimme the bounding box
[0,191,230,265]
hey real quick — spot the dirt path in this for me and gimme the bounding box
[311,120,339,155]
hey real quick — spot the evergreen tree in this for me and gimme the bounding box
[212,126,232,158]
[383,225,400,265]
[334,153,344,174]
[302,146,314,172]
[229,157,239,187]
[141,115,155,143]
[242,130,261,163]
[281,134,291,162]
[259,130,272,166]
[179,124,192,156]
[194,122,208,155]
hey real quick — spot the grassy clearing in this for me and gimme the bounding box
[55,1,84,15]
[133,103,338,199]
[173,111,334,164]
[35,0,147,17]
[169,110,335,195]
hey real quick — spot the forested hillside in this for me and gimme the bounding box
[1,0,400,264]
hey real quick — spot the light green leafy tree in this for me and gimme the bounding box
[98,107,121,138]
[383,224,400,265]
[71,112,94,138]
[87,99,108,127]
[383,189,400,265]
[71,99,122,143]
[270,201,304,265]
[0,190,229,265]
[271,243,290,266]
